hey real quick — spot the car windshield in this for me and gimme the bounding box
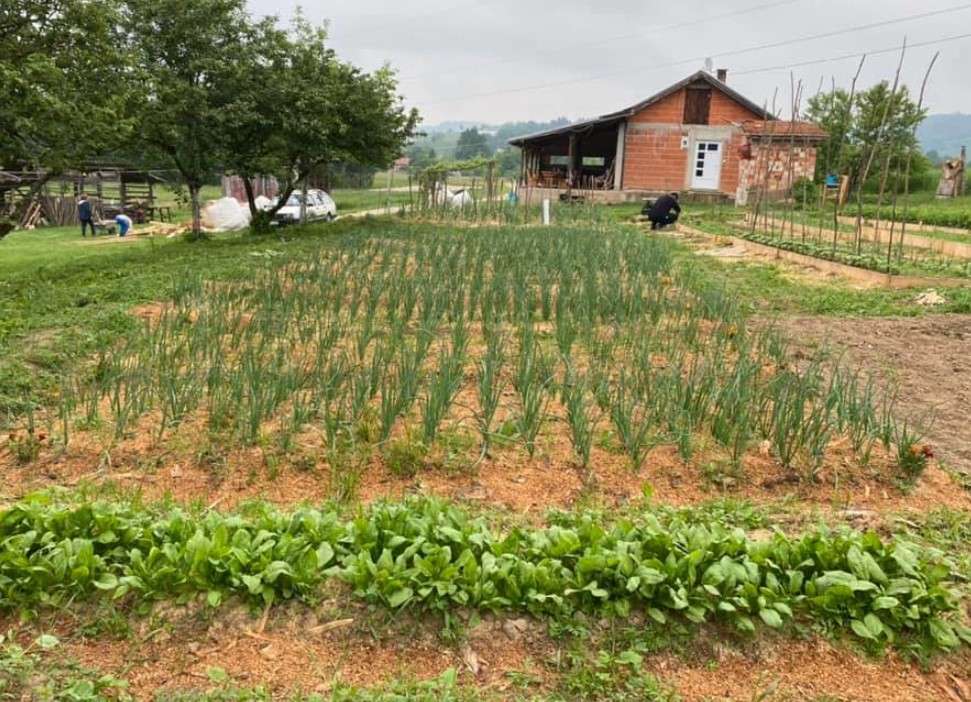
[285,194,303,206]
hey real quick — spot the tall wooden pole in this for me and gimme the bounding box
[959,145,967,197]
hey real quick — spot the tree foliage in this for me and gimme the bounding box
[120,0,269,237]
[219,12,419,219]
[0,0,132,171]
[806,81,928,191]
[454,128,491,161]
[3,1,419,236]
[406,145,438,171]
[496,147,521,177]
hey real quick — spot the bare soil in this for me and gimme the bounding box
[3,599,968,702]
[777,314,971,477]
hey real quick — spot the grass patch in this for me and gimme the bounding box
[670,230,971,316]
[333,189,413,214]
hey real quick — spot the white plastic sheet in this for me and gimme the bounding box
[450,189,474,208]
[201,197,252,231]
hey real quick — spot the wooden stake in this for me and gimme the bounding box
[893,52,939,270]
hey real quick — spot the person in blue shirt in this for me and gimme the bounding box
[78,194,96,237]
[115,213,132,237]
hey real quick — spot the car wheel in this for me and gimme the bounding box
[327,212,335,222]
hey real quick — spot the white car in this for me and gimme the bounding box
[267,189,337,225]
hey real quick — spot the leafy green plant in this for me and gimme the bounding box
[0,631,129,701]
[895,424,933,484]
[1,495,966,659]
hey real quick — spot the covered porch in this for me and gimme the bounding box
[510,117,626,192]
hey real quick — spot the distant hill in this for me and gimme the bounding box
[420,118,572,142]
[421,122,490,134]
[918,113,971,158]
[410,118,574,161]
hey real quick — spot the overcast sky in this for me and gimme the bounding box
[246,0,971,127]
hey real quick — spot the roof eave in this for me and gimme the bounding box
[507,115,626,147]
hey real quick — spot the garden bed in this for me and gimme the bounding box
[677,223,971,288]
[761,214,971,258]
[1,218,969,701]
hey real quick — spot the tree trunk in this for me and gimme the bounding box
[265,170,307,217]
[243,177,258,216]
[190,183,203,240]
[299,176,308,224]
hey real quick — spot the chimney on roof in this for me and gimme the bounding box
[716,68,728,83]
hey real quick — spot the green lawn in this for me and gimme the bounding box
[332,188,413,213]
[372,168,412,188]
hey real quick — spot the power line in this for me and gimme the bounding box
[734,31,971,76]
[408,32,970,140]
[416,2,971,107]
[399,0,805,82]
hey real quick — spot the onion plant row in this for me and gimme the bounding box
[44,225,920,479]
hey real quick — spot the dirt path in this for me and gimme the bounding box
[777,314,971,476]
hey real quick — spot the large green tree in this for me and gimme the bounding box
[220,13,419,221]
[454,128,491,160]
[121,0,272,237]
[0,0,131,172]
[805,81,927,191]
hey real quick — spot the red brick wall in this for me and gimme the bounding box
[719,133,746,195]
[622,129,686,191]
[629,87,763,126]
[629,92,684,125]
[622,86,766,194]
[709,90,763,125]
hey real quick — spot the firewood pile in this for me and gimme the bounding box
[134,221,191,238]
[20,202,43,229]
[41,196,79,226]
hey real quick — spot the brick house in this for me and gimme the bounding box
[508,69,825,202]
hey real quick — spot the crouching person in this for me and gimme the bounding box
[648,192,681,230]
[115,213,133,237]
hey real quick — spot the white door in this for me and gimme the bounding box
[691,141,723,190]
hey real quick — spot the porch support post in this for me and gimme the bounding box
[567,134,576,185]
[613,122,626,191]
